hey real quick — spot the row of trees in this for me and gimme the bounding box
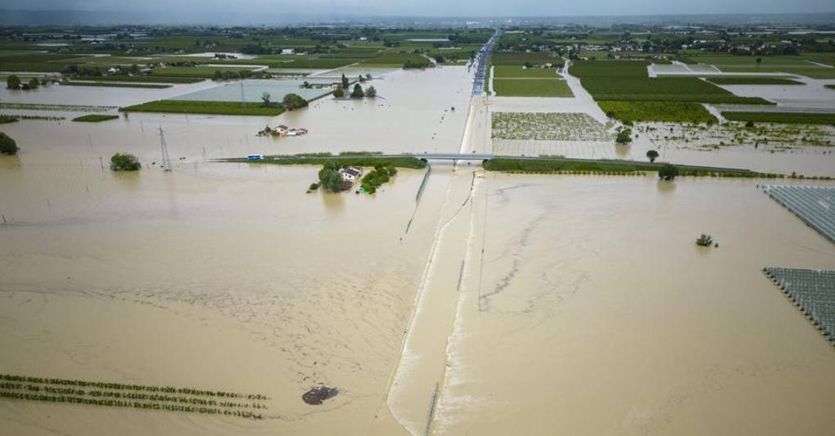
[333,84,376,99]
[6,75,42,90]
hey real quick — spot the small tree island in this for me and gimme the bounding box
[110,153,141,171]
[0,132,19,155]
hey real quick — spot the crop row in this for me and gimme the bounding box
[0,103,117,112]
[0,391,264,419]
[0,373,268,400]
[1,382,265,409]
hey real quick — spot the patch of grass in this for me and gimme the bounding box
[72,114,120,122]
[493,78,573,97]
[598,101,716,123]
[826,85,835,91]
[492,52,560,66]
[722,112,835,125]
[483,157,784,178]
[152,66,257,78]
[64,81,171,89]
[493,65,559,78]
[120,100,285,116]
[223,153,427,169]
[706,77,804,85]
[361,51,427,66]
[76,75,204,84]
[570,60,650,78]
[0,115,18,124]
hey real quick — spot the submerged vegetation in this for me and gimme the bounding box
[110,153,141,171]
[492,112,610,141]
[658,163,679,181]
[600,101,716,123]
[696,234,716,247]
[0,132,19,155]
[482,157,800,179]
[72,114,120,122]
[0,373,267,419]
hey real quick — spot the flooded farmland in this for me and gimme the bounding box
[433,175,835,435]
[2,60,835,436]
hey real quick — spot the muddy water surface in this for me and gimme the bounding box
[434,174,835,435]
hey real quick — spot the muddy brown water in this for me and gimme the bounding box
[1,66,834,435]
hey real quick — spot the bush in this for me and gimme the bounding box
[646,150,659,163]
[351,83,364,98]
[366,86,377,98]
[110,153,141,171]
[658,163,679,181]
[282,93,308,110]
[360,164,398,194]
[333,87,344,98]
[0,132,19,155]
[6,75,21,90]
[615,128,632,145]
[695,234,714,247]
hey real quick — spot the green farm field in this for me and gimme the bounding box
[598,101,716,123]
[493,78,573,97]
[493,65,559,78]
[120,100,285,116]
[722,112,835,125]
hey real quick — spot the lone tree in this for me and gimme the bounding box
[366,86,377,98]
[261,92,272,107]
[615,128,632,145]
[0,132,19,155]
[282,93,308,110]
[658,163,679,181]
[333,87,345,98]
[646,149,659,163]
[341,73,349,89]
[6,75,21,90]
[351,83,365,98]
[110,153,141,171]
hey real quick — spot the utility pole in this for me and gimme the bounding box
[158,127,172,172]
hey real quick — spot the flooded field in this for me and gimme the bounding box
[433,175,835,435]
[0,135,460,435]
[2,56,835,436]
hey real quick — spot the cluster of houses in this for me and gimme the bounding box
[256,125,309,138]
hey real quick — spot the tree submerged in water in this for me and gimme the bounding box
[110,153,141,171]
[0,132,19,155]
[695,234,716,247]
[658,163,678,181]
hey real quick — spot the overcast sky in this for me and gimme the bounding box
[1,0,833,18]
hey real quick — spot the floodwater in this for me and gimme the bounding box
[0,67,470,435]
[2,62,835,436]
[432,175,835,435]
